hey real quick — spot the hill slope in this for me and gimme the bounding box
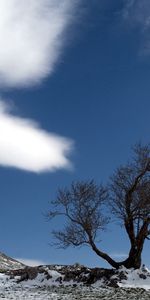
[0,252,24,270]
[0,253,150,299]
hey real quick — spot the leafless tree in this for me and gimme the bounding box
[48,143,150,269]
[109,143,150,268]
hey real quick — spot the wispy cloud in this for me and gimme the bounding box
[123,0,150,28]
[111,253,127,259]
[16,258,47,267]
[0,100,73,172]
[0,0,79,87]
[123,0,150,54]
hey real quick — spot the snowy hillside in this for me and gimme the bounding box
[0,254,150,299]
[0,267,150,299]
[0,252,24,270]
[5,263,150,290]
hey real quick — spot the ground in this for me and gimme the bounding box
[0,254,150,299]
[0,284,150,299]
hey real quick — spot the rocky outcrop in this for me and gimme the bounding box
[5,264,129,287]
[7,266,52,282]
[4,262,150,289]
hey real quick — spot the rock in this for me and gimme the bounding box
[5,263,150,289]
[139,274,147,280]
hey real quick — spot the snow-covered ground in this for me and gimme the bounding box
[0,267,150,299]
[0,253,150,299]
[0,277,150,300]
[118,266,150,290]
[0,252,24,270]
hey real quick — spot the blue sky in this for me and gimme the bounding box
[0,0,150,268]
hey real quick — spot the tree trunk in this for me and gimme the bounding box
[89,237,143,269]
[121,221,148,269]
[119,248,142,269]
[100,247,142,269]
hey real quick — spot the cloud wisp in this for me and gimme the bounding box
[0,101,73,173]
[123,0,150,54]
[0,0,78,87]
[16,258,47,267]
[111,253,127,259]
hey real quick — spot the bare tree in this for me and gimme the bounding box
[48,144,150,269]
[109,143,150,269]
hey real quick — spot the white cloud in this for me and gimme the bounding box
[0,0,78,87]
[16,258,47,267]
[123,0,150,54]
[0,101,73,172]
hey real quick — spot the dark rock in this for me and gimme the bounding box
[5,263,150,289]
[55,276,63,284]
[139,273,147,280]
[6,266,49,283]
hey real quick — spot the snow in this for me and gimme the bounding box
[0,271,150,299]
[1,264,150,299]
[22,270,63,288]
[118,267,150,290]
[0,252,24,270]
